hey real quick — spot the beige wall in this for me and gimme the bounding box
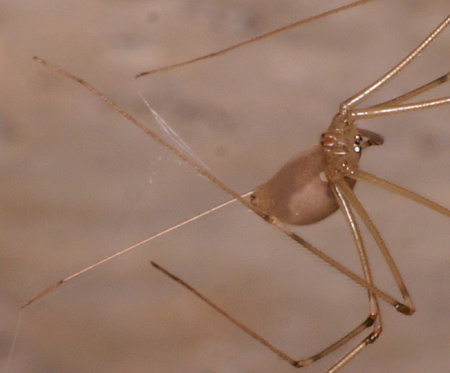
[1,1,449,372]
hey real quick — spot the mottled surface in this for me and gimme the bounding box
[1,1,449,372]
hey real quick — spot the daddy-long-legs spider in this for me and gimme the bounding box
[2,1,449,372]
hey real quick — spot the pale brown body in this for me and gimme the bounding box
[250,113,374,226]
[251,145,342,226]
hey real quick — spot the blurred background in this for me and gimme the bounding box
[1,1,449,372]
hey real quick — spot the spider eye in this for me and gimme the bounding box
[354,136,362,153]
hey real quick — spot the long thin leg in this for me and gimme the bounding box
[22,192,253,307]
[267,219,405,310]
[369,72,449,109]
[330,183,378,312]
[151,261,380,371]
[29,57,410,312]
[341,14,450,111]
[350,96,450,120]
[349,72,450,119]
[335,178,415,314]
[325,181,382,372]
[135,0,375,78]
[347,170,450,218]
[325,331,379,373]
